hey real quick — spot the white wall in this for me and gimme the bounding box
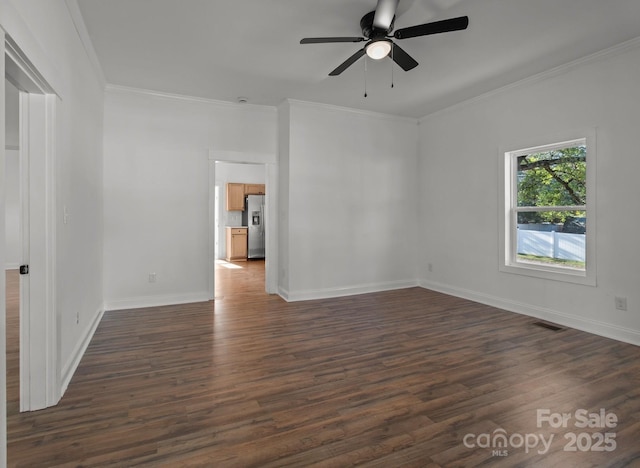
[279,101,419,301]
[417,41,640,345]
[103,88,276,309]
[277,103,291,295]
[214,162,265,259]
[105,94,418,305]
[2,0,105,380]
[13,0,104,380]
[1,0,105,451]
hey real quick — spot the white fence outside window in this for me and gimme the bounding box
[517,229,585,262]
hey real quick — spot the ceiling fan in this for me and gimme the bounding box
[300,0,469,76]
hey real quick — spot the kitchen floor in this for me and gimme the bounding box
[215,258,266,301]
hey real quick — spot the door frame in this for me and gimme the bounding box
[1,25,7,465]
[208,151,278,298]
[5,34,59,412]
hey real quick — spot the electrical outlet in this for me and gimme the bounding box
[614,296,627,311]
[149,272,157,283]
[428,263,433,272]
[76,311,79,324]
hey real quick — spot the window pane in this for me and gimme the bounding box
[516,211,586,270]
[517,210,586,227]
[517,144,586,207]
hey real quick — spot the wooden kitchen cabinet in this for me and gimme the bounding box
[244,184,266,195]
[226,183,246,211]
[225,227,248,261]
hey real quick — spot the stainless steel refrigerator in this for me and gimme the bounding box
[242,195,265,259]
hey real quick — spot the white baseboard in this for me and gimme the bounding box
[5,263,19,270]
[419,279,640,347]
[104,292,211,311]
[278,286,290,302]
[280,279,419,302]
[61,306,104,395]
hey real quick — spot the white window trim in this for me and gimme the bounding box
[499,129,597,286]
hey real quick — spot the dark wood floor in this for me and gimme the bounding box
[5,269,20,419]
[6,261,640,466]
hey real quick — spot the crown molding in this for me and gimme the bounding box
[64,0,106,89]
[419,35,640,124]
[105,84,277,114]
[284,98,418,125]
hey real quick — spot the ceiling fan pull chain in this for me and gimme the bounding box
[391,45,395,88]
[364,56,368,97]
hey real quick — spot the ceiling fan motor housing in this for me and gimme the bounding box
[360,11,394,39]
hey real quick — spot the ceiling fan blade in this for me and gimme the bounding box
[329,48,366,76]
[301,37,365,44]
[390,43,418,71]
[373,0,399,31]
[394,16,469,40]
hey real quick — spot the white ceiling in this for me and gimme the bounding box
[75,0,640,118]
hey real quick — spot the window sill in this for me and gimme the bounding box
[500,262,596,286]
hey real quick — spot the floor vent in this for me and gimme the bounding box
[532,321,564,331]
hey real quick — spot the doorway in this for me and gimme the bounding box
[213,162,266,299]
[207,152,278,300]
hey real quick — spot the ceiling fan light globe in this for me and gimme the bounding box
[365,40,391,60]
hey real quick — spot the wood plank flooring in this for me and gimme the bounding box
[6,261,640,466]
[5,269,20,418]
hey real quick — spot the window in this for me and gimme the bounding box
[500,132,596,285]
